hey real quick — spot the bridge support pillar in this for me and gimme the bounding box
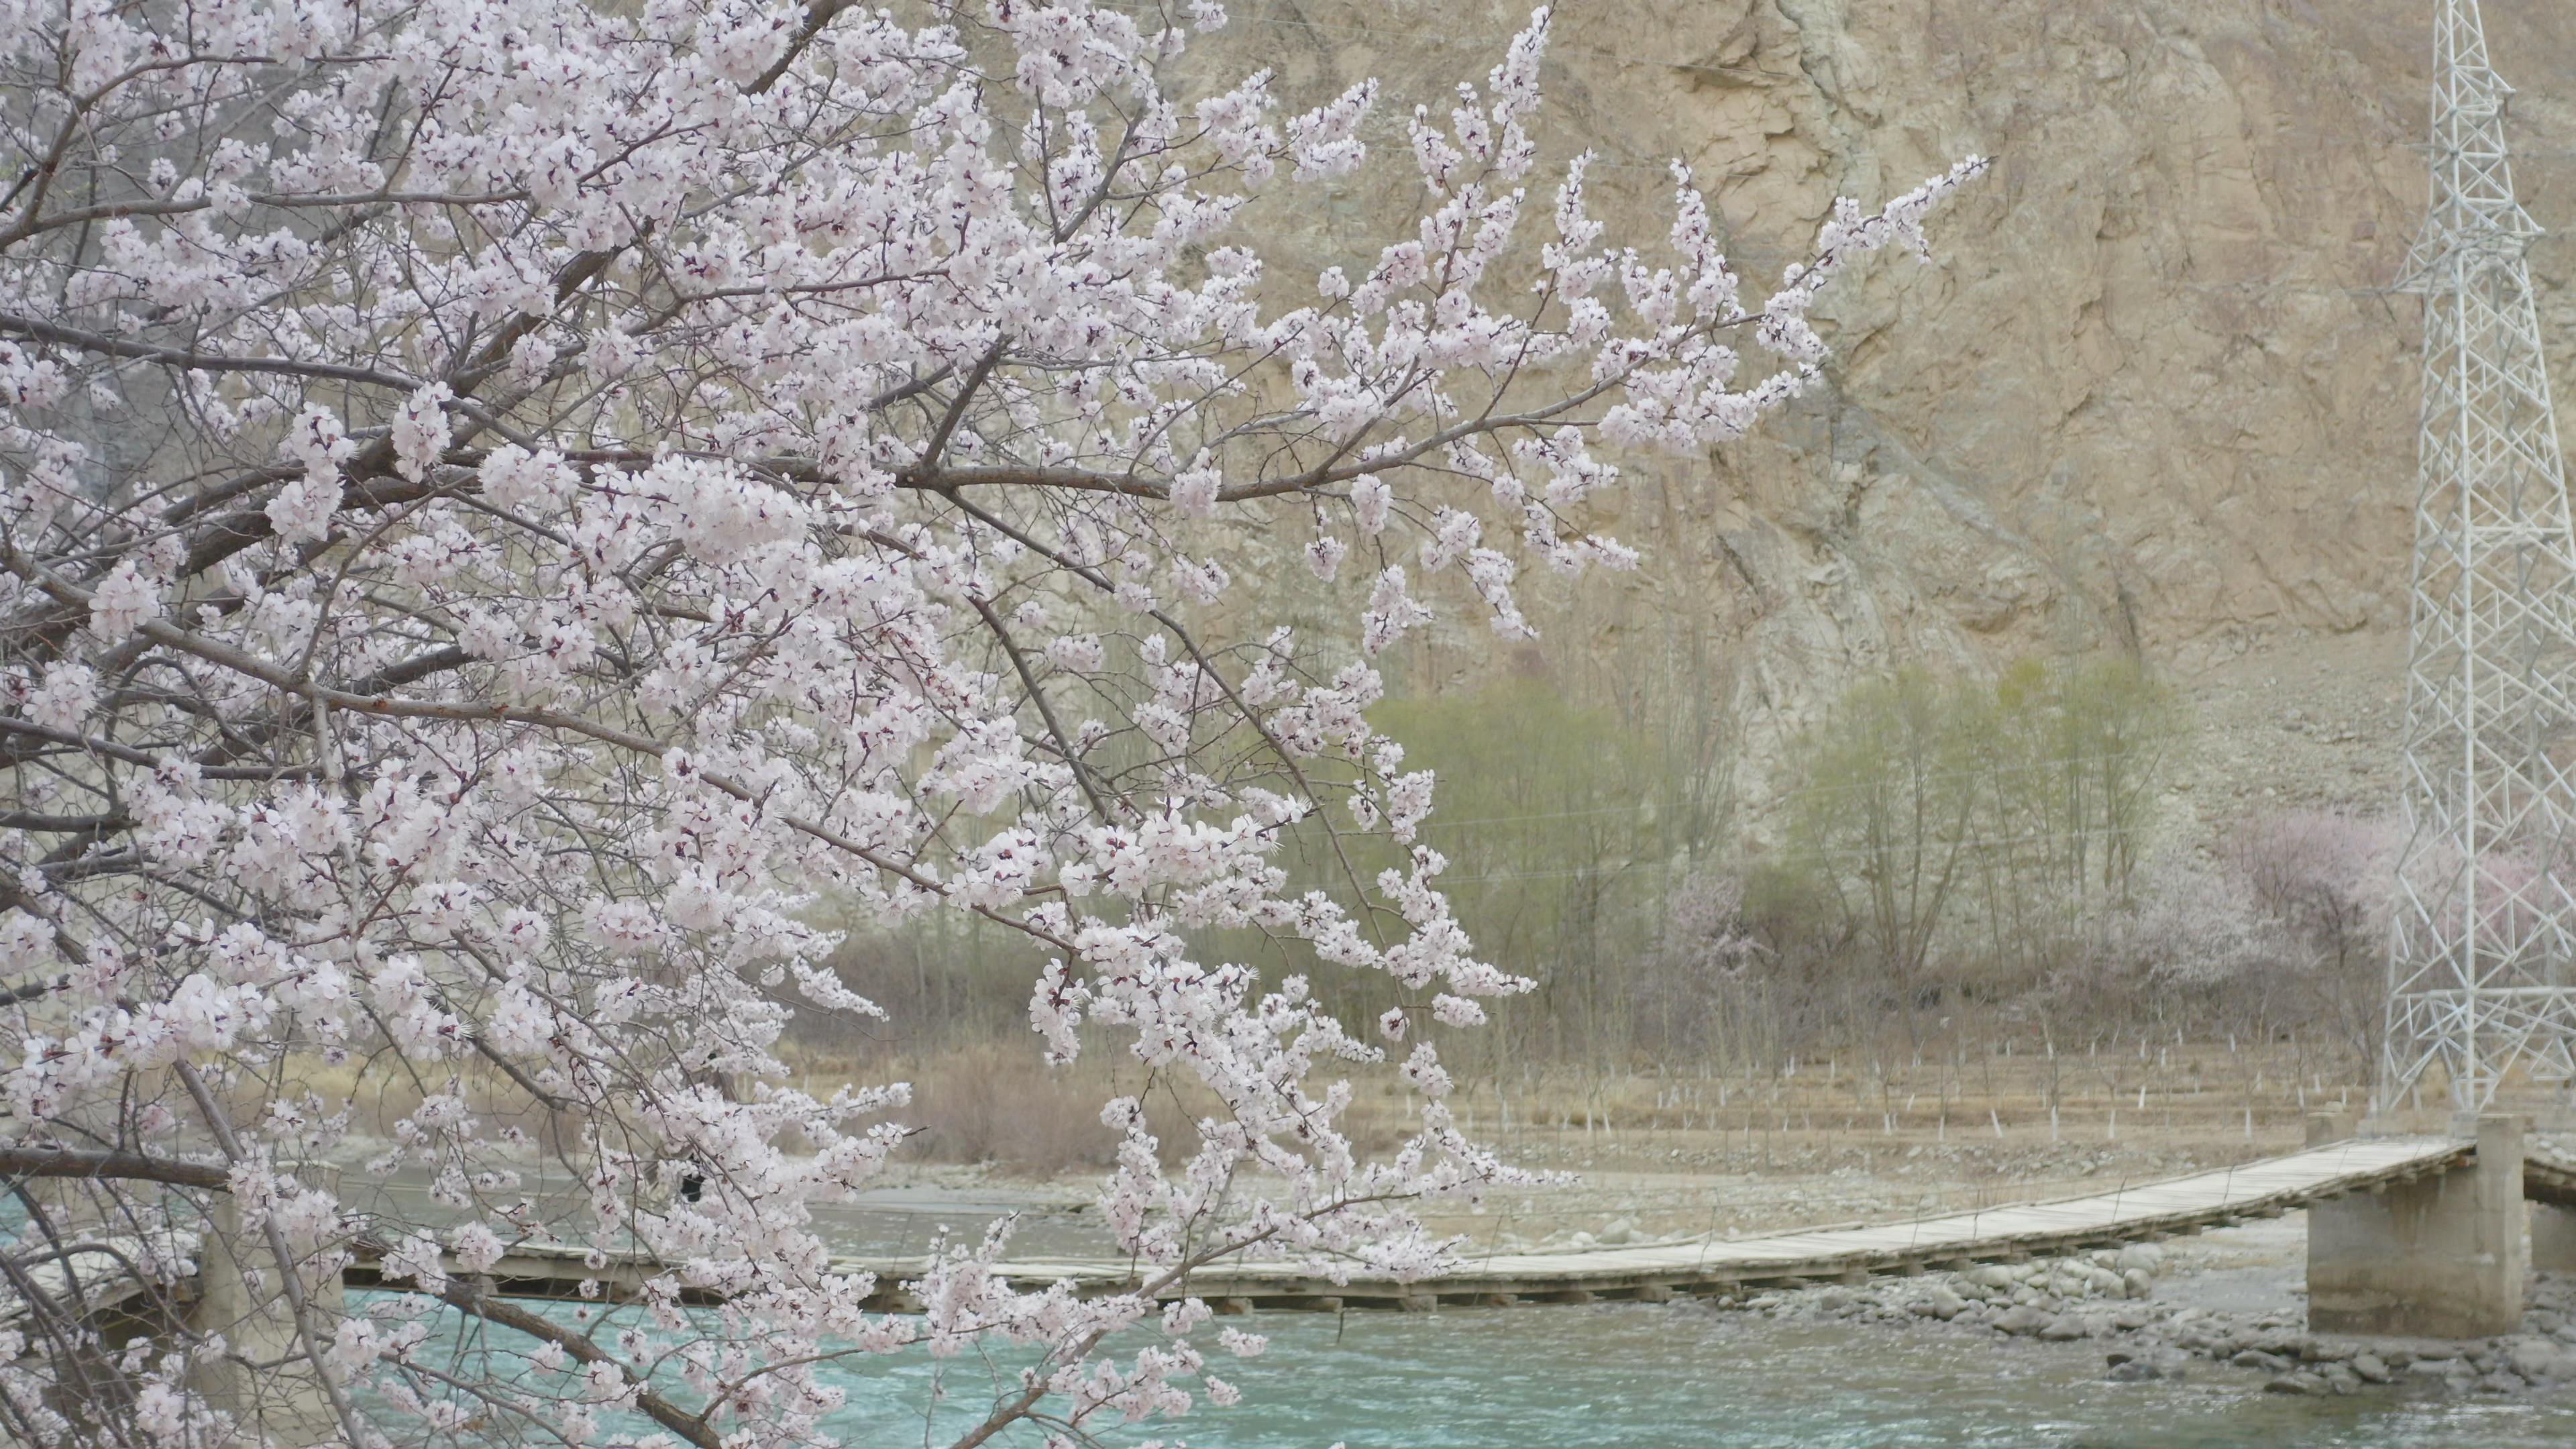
[2536,1203,2576,1274]
[190,1168,345,1447]
[2308,1115,2526,1338]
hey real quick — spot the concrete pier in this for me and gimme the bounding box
[2537,1203,2576,1274]
[2309,1115,2528,1337]
[190,1169,344,1446]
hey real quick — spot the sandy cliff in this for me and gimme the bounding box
[1232,0,2576,816]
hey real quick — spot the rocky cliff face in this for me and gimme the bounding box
[1236,0,2576,817]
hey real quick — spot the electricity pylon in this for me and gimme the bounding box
[2380,0,2576,1118]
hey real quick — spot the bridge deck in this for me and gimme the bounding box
[944,1136,2477,1307]
[19,1136,2569,1322]
[462,1136,2482,1309]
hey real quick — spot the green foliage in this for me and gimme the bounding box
[1340,673,1729,1065]
[1778,668,1982,1008]
[1771,655,2183,1003]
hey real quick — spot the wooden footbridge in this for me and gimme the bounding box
[13,1135,2576,1326]
[810,1134,2576,1311]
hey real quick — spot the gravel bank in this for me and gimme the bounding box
[1688,1210,2576,1399]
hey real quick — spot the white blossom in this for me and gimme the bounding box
[0,0,1976,1441]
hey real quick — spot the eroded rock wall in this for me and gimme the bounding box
[1226,0,2576,810]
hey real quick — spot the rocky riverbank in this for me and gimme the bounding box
[1692,1215,2576,1399]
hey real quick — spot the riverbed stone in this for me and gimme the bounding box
[2038,1314,2090,1341]
[2479,1371,2527,1394]
[2122,1269,2155,1299]
[2231,1350,2294,1373]
[2114,1244,2166,1277]
[1995,1305,2051,1336]
[2350,1352,2393,1384]
[2507,1338,2572,1382]
[2264,1372,2327,1395]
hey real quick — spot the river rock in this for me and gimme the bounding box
[1597,1218,1638,1246]
[2508,1338,2572,1383]
[2479,1371,2528,1394]
[2039,1314,2091,1342]
[2114,1244,2165,1277]
[2231,1350,2294,1374]
[1919,1286,1967,1320]
[2265,1372,2328,1396]
[1995,1305,2052,1336]
[2121,1269,2155,1299]
[2110,1305,2155,1332]
[2350,1352,2393,1385]
[2408,1357,2468,1381]
[2322,1365,2363,1396]
[1964,1266,2017,1291]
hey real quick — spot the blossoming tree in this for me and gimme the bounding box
[0,0,1980,1442]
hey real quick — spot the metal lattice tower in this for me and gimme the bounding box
[2381,0,2576,1117]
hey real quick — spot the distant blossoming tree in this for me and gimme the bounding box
[0,0,1980,1442]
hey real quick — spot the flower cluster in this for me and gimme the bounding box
[0,1,1976,1444]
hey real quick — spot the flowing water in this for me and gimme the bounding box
[17,1179,2574,1446]
[808,1301,2576,1448]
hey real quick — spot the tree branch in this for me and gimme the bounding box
[0,1146,230,1191]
